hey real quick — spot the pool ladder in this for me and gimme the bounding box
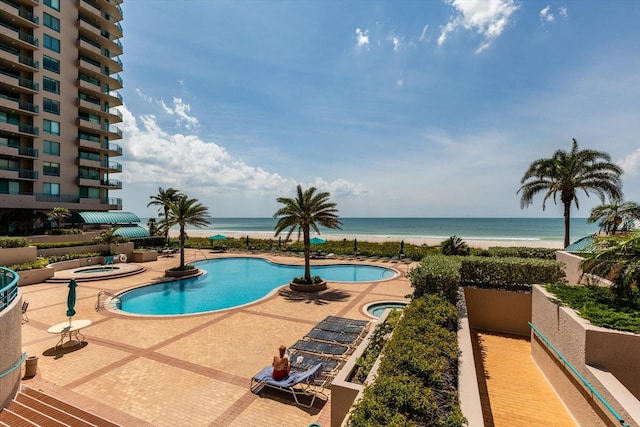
[95,290,121,312]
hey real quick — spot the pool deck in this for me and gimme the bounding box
[19,250,415,426]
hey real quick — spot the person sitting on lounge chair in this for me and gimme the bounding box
[272,344,290,380]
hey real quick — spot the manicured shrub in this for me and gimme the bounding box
[460,256,566,292]
[486,246,557,260]
[348,295,465,427]
[0,236,30,248]
[407,255,461,304]
[132,236,165,248]
[7,258,49,271]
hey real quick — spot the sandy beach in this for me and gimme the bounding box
[173,229,564,250]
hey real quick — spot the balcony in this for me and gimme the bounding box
[107,142,122,156]
[77,17,102,39]
[101,179,122,189]
[76,117,101,133]
[0,46,39,72]
[0,167,38,181]
[78,57,102,76]
[0,23,39,50]
[35,193,81,204]
[0,70,39,93]
[103,125,122,140]
[0,0,39,28]
[77,77,102,95]
[77,97,102,114]
[102,89,123,107]
[105,161,122,172]
[0,95,38,115]
[0,143,38,158]
[77,38,102,57]
[0,121,38,136]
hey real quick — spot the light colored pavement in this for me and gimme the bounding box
[475,331,578,427]
[19,250,414,426]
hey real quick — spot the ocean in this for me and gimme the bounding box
[138,217,600,244]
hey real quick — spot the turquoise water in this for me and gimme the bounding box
[138,217,599,243]
[74,266,120,274]
[367,302,408,318]
[119,257,396,315]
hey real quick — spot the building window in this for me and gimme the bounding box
[43,77,60,94]
[43,140,60,156]
[43,0,60,11]
[43,34,60,53]
[43,161,60,176]
[43,182,60,196]
[43,119,60,135]
[43,98,60,115]
[43,55,60,73]
[43,13,60,32]
[0,180,20,195]
[79,186,100,199]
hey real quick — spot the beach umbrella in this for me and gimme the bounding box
[310,237,326,245]
[66,278,78,322]
[400,240,405,255]
[209,234,227,240]
[246,235,250,249]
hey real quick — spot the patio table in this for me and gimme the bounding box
[47,319,92,349]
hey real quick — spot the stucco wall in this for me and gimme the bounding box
[0,247,38,267]
[556,250,584,285]
[531,285,640,426]
[0,292,23,409]
[463,287,532,337]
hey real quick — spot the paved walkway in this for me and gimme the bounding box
[18,250,414,426]
[474,331,578,427]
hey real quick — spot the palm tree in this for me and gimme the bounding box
[147,218,159,236]
[47,207,71,228]
[581,232,640,303]
[147,187,182,245]
[441,235,470,256]
[588,201,640,235]
[273,185,342,284]
[518,139,623,248]
[164,195,211,269]
[95,226,122,256]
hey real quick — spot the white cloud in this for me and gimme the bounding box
[116,103,368,205]
[135,90,199,131]
[396,79,404,87]
[419,24,429,41]
[559,7,568,17]
[620,149,640,175]
[355,28,369,47]
[539,6,554,22]
[439,0,520,53]
[389,35,403,51]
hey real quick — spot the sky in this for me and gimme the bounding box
[116,0,640,219]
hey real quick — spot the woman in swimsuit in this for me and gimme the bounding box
[272,344,290,380]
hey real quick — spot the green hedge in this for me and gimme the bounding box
[132,236,166,248]
[485,246,557,260]
[0,236,30,248]
[347,296,465,427]
[407,255,462,304]
[460,257,566,292]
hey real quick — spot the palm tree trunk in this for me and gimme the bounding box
[303,226,311,283]
[179,225,185,268]
[563,202,571,248]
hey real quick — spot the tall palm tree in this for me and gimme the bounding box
[164,195,211,269]
[47,207,71,228]
[588,201,640,235]
[147,187,182,245]
[273,185,342,283]
[518,139,623,247]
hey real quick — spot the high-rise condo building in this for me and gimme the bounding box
[0,0,124,234]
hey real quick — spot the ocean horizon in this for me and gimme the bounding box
[137,217,600,244]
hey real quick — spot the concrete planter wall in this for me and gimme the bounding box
[27,232,98,244]
[0,247,37,267]
[531,285,640,426]
[17,267,55,286]
[164,267,200,278]
[463,287,532,337]
[131,250,158,263]
[37,242,134,259]
[289,281,327,292]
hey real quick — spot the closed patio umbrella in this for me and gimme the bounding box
[246,235,250,249]
[353,238,358,254]
[400,240,405,255]
[66,278,78,323]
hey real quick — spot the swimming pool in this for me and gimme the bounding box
[74,266,120,274]
[118,257,397,316]
[366,301,408,318]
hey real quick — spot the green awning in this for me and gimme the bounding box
[70,211,141,225]
[113,226,150,239]
[564,234,596,253]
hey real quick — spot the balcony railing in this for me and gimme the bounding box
[0,0,39,25]
[101,179,122,188]
[35,193,81,203]
[108,143,122,155]
[0,267,18,313]
[18,146,38,157]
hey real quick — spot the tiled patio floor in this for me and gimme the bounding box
[18,250,414,426]
[474,330,578,427]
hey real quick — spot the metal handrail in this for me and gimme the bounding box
[0,352,26,379]
[95,290,120,312]
[528,322,629,427]
[0,267,19,312]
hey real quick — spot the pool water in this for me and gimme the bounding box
[74,266,120,274]
[367,302,408,318]
[119,257,396,316]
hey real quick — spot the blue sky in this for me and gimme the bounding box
[117,0,640,219]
